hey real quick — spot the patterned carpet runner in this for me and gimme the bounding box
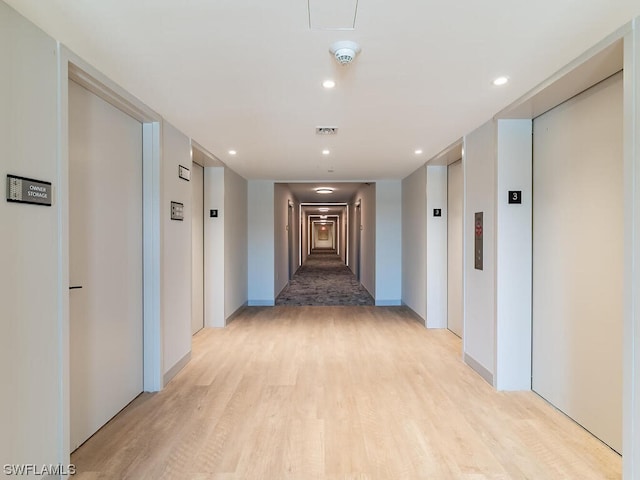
[275,253,375,306]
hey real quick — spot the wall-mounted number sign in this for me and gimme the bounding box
[433,208,442,217]
[6,175,52,206]
[178,165,191,181]
[508,191,522,204]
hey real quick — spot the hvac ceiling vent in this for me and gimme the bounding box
[316,127,338,135]
[329,41,361,65]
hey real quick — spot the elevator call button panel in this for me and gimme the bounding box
[171,201,184,221]
[474,211,483,270]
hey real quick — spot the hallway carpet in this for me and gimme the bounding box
[276,253,374,306]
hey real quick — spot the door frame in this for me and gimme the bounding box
[59,47,164,466]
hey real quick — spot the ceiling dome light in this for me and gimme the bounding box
[228,150,237,155]
[318,207,329,212]
[320,215,327,219]
[322,149,330,155]
[315,187,334,194]
[322,80,336,89]
[329,41,361,66]
[414,149,423,155]
[493,76,509,86]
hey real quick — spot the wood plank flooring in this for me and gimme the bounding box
[71,306,621,479]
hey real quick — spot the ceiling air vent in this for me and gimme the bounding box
[316,127,338,135]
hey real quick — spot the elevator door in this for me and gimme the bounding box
[69,80,143,451]
[532,73,623,453]
[447,160,463,337]
[192,162,204,334]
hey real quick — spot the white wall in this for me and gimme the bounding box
[463,120,496,384]
[495,119,532,391]
[401,165,427,321]
[353,183,376,297]
[375,180,402,305]
[313,223,334,249]
[162,122,193,383]
[426,166,448,327]
[248,180,275,305]
[0,2,62,468]
[204,167,225,327]
[224,167,248,319]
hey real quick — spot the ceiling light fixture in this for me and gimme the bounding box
[318,208,329,212]
[414,149,423,155]
[322,80,336,89]
[493,76,509,86]
[320,215,327,219]
[329,41,361,66]
[315,187,334,194]
[322,149,330,155]
[228,150,237,155]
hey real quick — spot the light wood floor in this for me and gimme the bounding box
[71,306,621,479]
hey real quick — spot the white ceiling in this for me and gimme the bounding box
[6,0,640,181]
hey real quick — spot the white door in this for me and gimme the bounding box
[191,162,204,335]
[532,73,623,452]
[447,160,463,337]
[69,80,143,451]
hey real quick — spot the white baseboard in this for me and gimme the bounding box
[163,351,192,387]
[248,300,275,306]
[464,353,494,386]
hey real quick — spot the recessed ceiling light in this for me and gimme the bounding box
[414,149,423,155]
[322,149,330,155]
[493,76,509,86]
[322,80,336,89]
[318,208,329,212]
[315,187,334,194]
[320,215,327,219]
[228,150,237,155]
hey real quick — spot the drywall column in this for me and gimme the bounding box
[464,121,497,385]
[162,122,193,384]
[402,165,427,322]
[495,119,532,390]
[426,166,448,328]
[376,180,402,305]
[624,20,640,480]
[205,167,225,327]
[248,180,275,305]
[0,2,63,469]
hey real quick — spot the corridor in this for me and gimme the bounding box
[276,252,374,306]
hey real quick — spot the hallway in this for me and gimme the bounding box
[70,307,620,479]
[276,252,374,306]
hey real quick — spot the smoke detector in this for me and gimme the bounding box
[329,41,361,65]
